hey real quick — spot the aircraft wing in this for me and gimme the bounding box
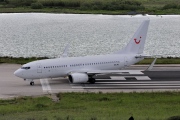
[68,69,144,75]
[60,44,69,57]
[86,70,144,75]
[146,58,157,71]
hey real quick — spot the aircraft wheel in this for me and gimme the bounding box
[30,81,34,86]
[89,78,95,84]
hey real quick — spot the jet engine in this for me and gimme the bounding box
[68,73,89,83]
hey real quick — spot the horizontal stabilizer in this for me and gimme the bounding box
[146,58,157,71]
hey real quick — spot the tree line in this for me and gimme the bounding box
[0,0,145,10]
[0,0,179,10]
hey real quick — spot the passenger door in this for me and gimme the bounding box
[37,63,42,73]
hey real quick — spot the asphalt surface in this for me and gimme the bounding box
[1,64,180,99]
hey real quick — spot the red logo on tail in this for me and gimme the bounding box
[134,36,142,44]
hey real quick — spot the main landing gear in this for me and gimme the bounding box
[89,78,96,84]
[30,81,34,86]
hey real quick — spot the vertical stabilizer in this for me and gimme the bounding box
[116,20,150,54]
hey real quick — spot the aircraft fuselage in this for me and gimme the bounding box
[14,54,142,79]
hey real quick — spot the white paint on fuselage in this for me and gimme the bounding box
[16,54,142,79]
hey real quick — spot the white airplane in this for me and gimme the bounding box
[14,20,150,86]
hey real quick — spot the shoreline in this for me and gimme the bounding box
[1,0,180,15]
[0,12,180,16]
[0,8,180,15]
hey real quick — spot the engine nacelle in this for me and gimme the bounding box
[68,73,89,83]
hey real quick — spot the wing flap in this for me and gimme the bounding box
[67,69,144,76]
[87,70,144,75]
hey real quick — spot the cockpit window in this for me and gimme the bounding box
[21,67,31,70]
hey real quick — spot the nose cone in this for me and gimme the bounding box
[14,69,23,78]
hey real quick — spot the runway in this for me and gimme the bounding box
[1,64,180,99]
[70,71,180,91]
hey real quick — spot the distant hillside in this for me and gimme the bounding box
[0,0,180,14]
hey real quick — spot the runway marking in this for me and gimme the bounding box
[135,76,151,80]
[85,83,180,86]
[96,76,151,81]
[110,76,126,80]
[72,83,180,87]
[40,79,52,93]
[94,81,180,84]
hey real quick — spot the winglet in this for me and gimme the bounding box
[146,58,157,71]
[61,44,69,57]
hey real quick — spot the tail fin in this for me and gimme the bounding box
[116,20,150,54]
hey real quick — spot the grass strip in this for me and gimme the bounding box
[0,92,180,120]
[136,58,180,64]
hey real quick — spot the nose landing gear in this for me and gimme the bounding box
[23,79,35,86]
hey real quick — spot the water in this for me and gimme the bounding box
[0,13,179,58]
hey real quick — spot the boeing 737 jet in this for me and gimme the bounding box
[14,20,150,86]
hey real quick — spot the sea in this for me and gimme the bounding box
[0,13,179,58]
